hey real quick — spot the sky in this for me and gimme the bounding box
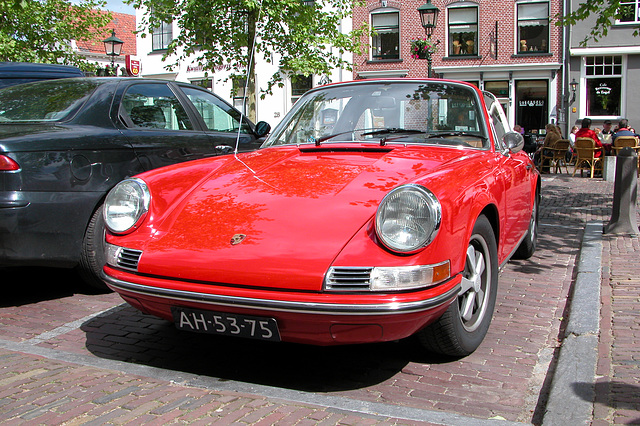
[104,0,135,14]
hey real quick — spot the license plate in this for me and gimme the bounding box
[171,307,281,342]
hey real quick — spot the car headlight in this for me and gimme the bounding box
[375,184,441,253]
[104,178,151,234]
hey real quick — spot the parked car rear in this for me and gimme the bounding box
[0,62,85,89]
[0,77,270,288]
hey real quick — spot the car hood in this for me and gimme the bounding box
[133,144,474,290]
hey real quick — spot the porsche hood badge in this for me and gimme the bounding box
[230,234,247,245]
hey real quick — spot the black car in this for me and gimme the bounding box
[0,77,270,288]
[0,62,85,89]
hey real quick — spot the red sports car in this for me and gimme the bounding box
[102,79,540,357]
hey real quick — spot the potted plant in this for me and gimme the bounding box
[410,37,439,59]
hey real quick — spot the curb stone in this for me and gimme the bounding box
[542,221,602,425]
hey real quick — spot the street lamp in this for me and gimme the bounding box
[417,1,440,77]
[418,1,439,38]
[570,78,578,104]
[102,29,124,74]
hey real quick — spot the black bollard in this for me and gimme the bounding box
[604,147,639,235]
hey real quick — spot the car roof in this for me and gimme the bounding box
[0,62,85,78]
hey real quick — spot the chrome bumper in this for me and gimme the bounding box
[102,272,460,316]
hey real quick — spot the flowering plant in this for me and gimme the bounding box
[410,37,439,59]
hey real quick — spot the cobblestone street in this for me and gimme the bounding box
[0,174,638,425]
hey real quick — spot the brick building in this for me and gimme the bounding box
[352,0,565,134]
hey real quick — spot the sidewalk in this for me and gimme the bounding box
[0,174,638,425]
[541,174,640,425]
[595,230,640,424]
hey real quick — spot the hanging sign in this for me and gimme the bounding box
[126,55,141,77]
[519,99,545,107]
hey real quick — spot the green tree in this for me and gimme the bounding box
[128,0,369,121]
[0,0,112,69]
[558,0,639,46]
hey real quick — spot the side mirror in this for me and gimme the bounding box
[503,131,525,153]
[254,121,271,138]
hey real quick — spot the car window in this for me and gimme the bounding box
[122,83,194,130]
[484,93,508,151]
[264,81,489,149]
[181,86,251,134]
[0,79,101,122]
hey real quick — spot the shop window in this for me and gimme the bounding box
[371,11,400,60]
[517,2,549,53]
[151,21,172,51]
[447,5,478,56]
[585,56,622,117]
[515,80,548,134]
[617,0,640,23]
[485,81,509,98]
[291,75,313,104]
[485,81,510,120]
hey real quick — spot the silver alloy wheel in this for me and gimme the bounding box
[526,195,537,246]
[458,234,491,332]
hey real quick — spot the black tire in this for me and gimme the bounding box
[77,203,110,291]
[513,189,539,260]
[417,215,498,357]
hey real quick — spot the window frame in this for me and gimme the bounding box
[447,3,479,57]
[616,0,640,24]
[291,75,313,105]
[370,8,401,61]
[151,21,173,51]
[582,55,625,119]
[516,1,550,54]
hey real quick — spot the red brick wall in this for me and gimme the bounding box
[353,0,562,79]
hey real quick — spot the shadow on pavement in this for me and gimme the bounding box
[81,304,454,392]
[574,381,640,424]
[0,266,109,308]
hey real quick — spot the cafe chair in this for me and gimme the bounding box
[612,135,640,175]
[612,135,639,153]
[572,137,604,178]
[540,139,571,174]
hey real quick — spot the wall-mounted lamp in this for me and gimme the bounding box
[570,78,578,104]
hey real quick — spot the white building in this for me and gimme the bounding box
[134,8,353,126]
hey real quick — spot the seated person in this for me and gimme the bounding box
[534,123,561,172]
[612,119,639,142]
[574,118,603,157]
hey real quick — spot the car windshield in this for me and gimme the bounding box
[0,79,102,123]
[263,81,489,149]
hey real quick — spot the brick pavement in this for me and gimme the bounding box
[0,174,637,425]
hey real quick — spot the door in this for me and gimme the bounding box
[118,82,219,171]
[179,85,261,153]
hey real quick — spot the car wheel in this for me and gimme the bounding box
[77,203,110,290]
[513,189,539,260]
[417,215,498,357]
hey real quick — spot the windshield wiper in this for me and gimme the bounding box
[426,131,488,141]
[313,127,407,145]
[314,130,357,144]
[361,128,425,137]
[309,127,427,146]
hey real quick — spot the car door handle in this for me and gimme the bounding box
[216,145,234,154]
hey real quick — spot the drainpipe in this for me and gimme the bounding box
[560,0,571,136]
